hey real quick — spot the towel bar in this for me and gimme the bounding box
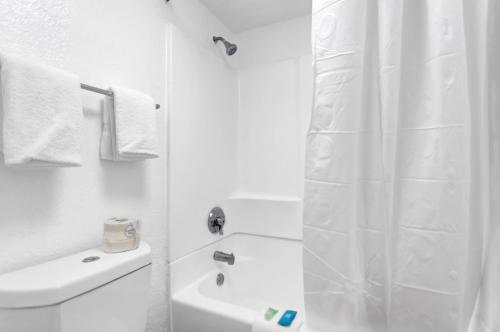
[80,83,160,110]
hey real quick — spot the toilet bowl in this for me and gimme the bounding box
[0,242,152,332]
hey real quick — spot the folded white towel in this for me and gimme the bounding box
[0,54,83,168]
[252,307,304,332]
[100,86,159,161]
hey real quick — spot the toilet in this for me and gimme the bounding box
[0,242,152,332]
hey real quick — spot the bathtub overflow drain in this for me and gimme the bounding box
[216,273,224,286]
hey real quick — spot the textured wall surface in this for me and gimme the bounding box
[0,0,169,331]
[0,0,70,65]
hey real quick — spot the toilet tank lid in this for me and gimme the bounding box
[0,242,152,309]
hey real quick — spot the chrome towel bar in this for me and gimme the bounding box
[80,83,160,110]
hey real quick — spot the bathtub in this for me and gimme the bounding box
[171,233,304,332]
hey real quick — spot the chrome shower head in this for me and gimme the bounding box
[213,36,238,56]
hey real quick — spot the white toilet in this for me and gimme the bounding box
[0,242,152,332]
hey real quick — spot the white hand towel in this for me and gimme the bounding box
[252,307,304,332]
[100,86,159,161]
[0,54,83,168]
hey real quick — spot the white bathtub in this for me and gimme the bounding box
[171,233,305,332]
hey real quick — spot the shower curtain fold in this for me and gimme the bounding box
[303,1,498,331]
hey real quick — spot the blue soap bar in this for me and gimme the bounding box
[278,310,297,327]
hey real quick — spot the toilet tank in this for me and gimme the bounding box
[0,242,152,332]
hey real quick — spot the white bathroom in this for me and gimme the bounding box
[0,0,499,332]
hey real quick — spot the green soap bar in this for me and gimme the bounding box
[265,307,279,321]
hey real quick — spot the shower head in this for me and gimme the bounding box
[213,36,238,56]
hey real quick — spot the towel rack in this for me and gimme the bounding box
[80,83,161,110]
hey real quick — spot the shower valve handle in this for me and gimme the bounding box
[214,217,224,234]
[208,207,226,235]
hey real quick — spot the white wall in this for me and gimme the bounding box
[0,0,168,331]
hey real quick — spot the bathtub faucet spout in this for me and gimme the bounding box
[213,251,235,265]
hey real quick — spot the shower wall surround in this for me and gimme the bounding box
[236,16,312,198]
[167,14,312,261]
[167,22,238,261]
[230,16,312,240]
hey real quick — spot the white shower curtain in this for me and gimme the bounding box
[303,1,500,332]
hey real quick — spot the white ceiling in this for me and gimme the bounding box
[199,0,311,33]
